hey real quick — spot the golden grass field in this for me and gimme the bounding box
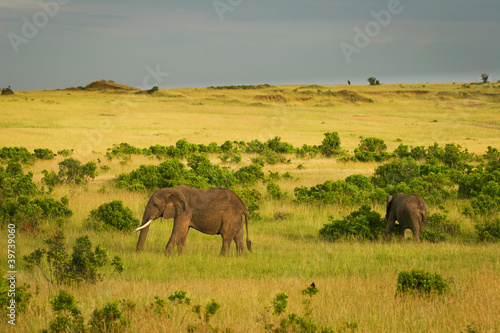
[1,82,500,332]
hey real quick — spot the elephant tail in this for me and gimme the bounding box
[421,210,428,224]
[244,212,252,253]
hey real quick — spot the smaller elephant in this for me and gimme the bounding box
[135,185,251,256]
[385,193,428,242]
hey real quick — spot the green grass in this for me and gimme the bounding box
[1,83,500,332]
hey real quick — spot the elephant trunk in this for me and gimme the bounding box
[135,219,153,252]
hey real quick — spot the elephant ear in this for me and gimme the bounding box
[169,190,187,214]
[386,195,393,207]
[385,195,394,218]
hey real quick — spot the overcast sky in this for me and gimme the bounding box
[1,0,499,91]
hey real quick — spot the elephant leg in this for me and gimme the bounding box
[398,226,405,242]
[233,224,245,256]
[176,230,189,253]
[412,225,421,243]
[220,233,233,256]
[385,219,395,241]
[165,218,190,255]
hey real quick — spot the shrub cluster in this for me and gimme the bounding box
[87,200,140,232]
[42,158,97,185]
[460,146,500,216]
[260,283,337,332]
[0,146,55,164]
[207,84,272,90]
[1,86,14,95]
[351,137,391,162]
[106,134,345,163]
[307,142,496,242]
[23,228,123,286]
[297,142,493,209]
[0,161,72,232]
[420,212,461,243]
[295,174,375,205]
[42,290,131,333]
[475,218,500,242]
[117,154,238,191]
[319,205,385,241]
[396,269,450,297]
[149,291,223,332]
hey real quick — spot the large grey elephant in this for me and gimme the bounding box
[135,185,252,256]
[385,193,428,242]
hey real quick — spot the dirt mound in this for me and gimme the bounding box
[82,80,136,91]
[299,84,326,90]
[330,90,372,103]
[254,95,287,103]
[394,90,430,95]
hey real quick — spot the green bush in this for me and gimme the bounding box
[425,142,475,171]
[296,144,320,158]
[260,283,335,333]
[88,201,139,232]
[187,153,236,188]
[319,204,384,241]
[475,218,500,242]
[88,301,130,333]
[32,197,72,219]
[1,196,43,232]
[218,150,242,164]
[345,174,373,191]
[233,186,262,220]
[24,229,123,285]
[57,158,97,184]
[149,291,224,332]
[42,170,61,186]
[43,290,85,333]
[371,158,420,188]
[396,269,450,296]
[34,148,55,160]
[420,212,460,243]
[0,147,35,164]
[267,182,286,200]
[118,154,238,190]
[319,132,342,157]
[106,143,145,160]
[1,195,72,232]
[352,137,390,162]
[0,161,39,199]
[265,136,295,154]
[117,159,186,190]
[294,179,366,205]
[420,229,447,243]
[57,149,73,157]
[235,164,265,184]
[1,86,14,95]
[470,194,499,216]
[244,139,266,153]
[258,148,289,165]
[43,291,133,333]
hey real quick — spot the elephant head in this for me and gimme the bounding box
[135,188,187,252]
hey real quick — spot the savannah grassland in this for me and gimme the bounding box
[1,82,500,332]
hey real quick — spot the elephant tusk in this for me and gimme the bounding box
[134,219,152,232]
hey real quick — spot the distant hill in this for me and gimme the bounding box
[66,80,137,91]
